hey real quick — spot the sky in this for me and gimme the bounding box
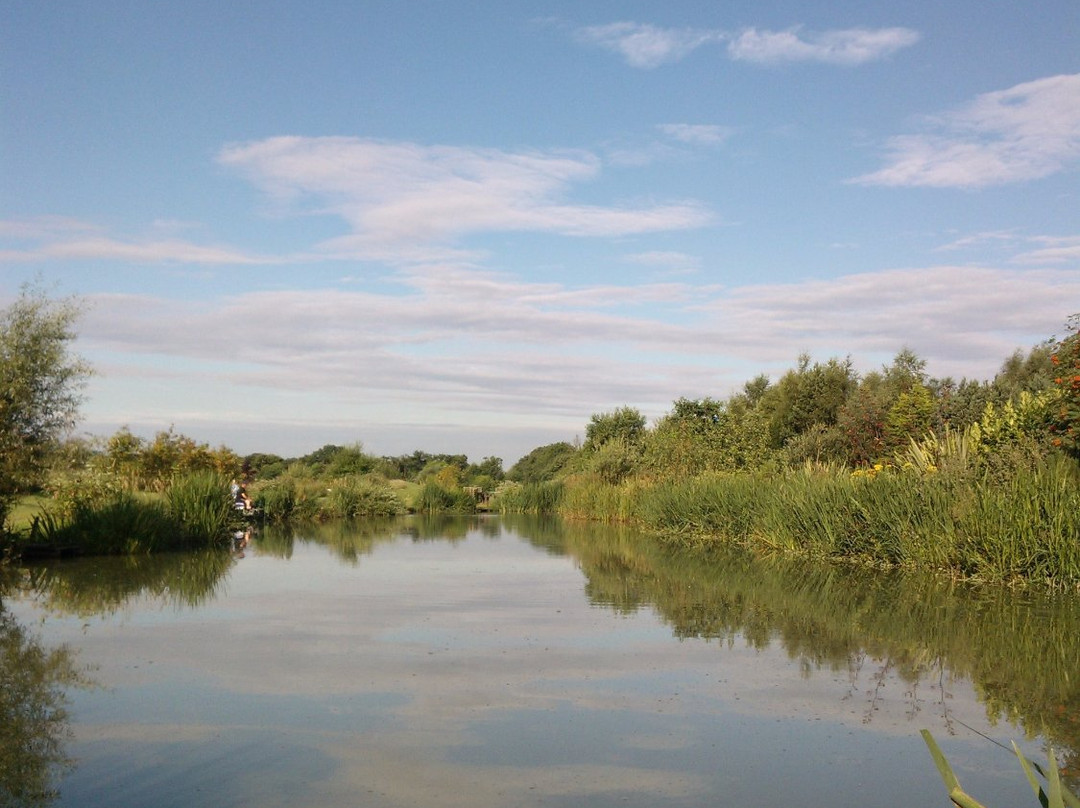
[2,1,1079,464]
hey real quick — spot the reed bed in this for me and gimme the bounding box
[564,459,1080,587]
[166,471,235,546]
[28,494,181,554]
[493,481,565,514]
[323,478,404,518]
[413,481,477,513]
[558,475,644,523]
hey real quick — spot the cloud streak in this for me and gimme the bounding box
[726,26,920,65]
[853,73,1080,188]
[573,22,919,68]
[76,264,1077,443]
[218,137,711,258]
[574,22,723,69]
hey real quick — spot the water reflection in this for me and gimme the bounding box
[12,549,236,618]
[0,607,87,807]
[3,515,1078,805]
[530,518,1080,783]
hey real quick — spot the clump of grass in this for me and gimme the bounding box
[166,471,235,546]
[493,481,564,514]
[28,494,181,554]
[413,481,476,513]
[324,478,404,518]
[255,479,297,522]
[558,475,643,523]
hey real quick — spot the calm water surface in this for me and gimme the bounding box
[4,515,1078,807]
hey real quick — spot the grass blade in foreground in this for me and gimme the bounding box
[922,730,1080,808]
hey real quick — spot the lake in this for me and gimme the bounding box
[3,515,1077,808]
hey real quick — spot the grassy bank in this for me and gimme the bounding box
[495,459,1080,589]
[5,471,240,556]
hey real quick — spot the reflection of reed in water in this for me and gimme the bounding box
[15,549,236,618]
[507,517,1080,785]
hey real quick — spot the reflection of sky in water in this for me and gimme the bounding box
[7,525,1044,808]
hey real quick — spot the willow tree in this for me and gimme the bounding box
[0,285,91,530]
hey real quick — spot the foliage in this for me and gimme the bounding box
[46,464,126,520]
[508,442,577,483]
[101,426,241,493]
[759,354,856,449]
[324,477,404,519]
[492,481,565,513]
[885,383,936,450]
[588,436,641,485]
[583,406,646,452]
[27,495,182,554]
[255,478,297,521]
[643,397,773,477]
[165,471,235,546]
[413,481,476,513]
[571,458,1080,587]
[0,285,91,530]
[1049,315,1080,459]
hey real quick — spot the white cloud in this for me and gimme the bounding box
[573,22,919,68]
[853,73,1080,188]
[574,22,721,68]
[726,26,920,65]
[218,137,711,257]
[1011,236,1080,265]
[76,264,1077,452]
[0,236,277,265]
[0,216,280,265]
[624,250,703,275]
[657,124,734,146]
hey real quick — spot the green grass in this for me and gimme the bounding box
[413,481,477,513]
[550,458,1080,588]
[4,493,50,533]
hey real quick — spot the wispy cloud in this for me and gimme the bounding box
[574,22,722,69]
[77,264,1077,434]
[852,73,1080,188]
[657,124,734,146]
[0,233,277,265]
[1012,235,1080,265]
[623,250,703,275]
[572,22,919,68]
[218,137,712,257]
[726,27,919,65]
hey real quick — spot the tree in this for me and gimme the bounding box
[758,355,856,449]
[584,407,646,451]
[508,442,577,483]
[643,397,772,477]
[1048,314,1080,459]
[0,285,90,529]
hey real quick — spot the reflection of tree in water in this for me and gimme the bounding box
[0,607,88,807]
[511,518,1080,785]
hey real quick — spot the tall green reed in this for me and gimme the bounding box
[166,471,235,547]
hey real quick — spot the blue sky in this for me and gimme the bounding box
[3,1,1078,463]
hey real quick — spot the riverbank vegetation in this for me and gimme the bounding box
[495,315,1080,588]
[1,283,1077,583]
